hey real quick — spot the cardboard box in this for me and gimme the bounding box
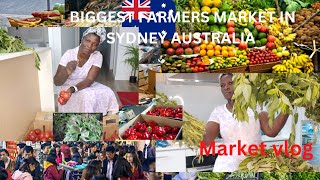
[119,114,183,140]
[139,71,145,79]
[142,105,183,121]
[103,115,119,141]
[139,77,148,86]
[148,69,157,94]
[21,112,53,140]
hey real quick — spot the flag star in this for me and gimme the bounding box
[161,30,167,35]
[169,9,174,13]
[161,3,166,8]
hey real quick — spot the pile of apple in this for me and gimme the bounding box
[247,49,280,65]
[25,129,54,141]
[162,37,201,56]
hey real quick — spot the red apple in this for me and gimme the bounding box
[181,43,189,49]
[193,46,200,54]
[162,40,171,48]
[171,42,181,49]
[175,47,184,55]
[166,48,175,55]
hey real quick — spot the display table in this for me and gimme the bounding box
[0,48,54,140]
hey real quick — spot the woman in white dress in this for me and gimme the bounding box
[53,28,119,115]
[203,73,289,172]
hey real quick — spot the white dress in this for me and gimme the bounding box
[208,104,261,172]
[57,47,119,115]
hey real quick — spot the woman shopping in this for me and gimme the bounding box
[54,27,119,116]
[203,73,289,172]
[12,157,38,180]
[43,150,63,180]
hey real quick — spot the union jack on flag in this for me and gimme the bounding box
[122,0,176,39]
[122,0,151,21]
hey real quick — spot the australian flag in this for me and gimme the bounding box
[121,0,176,40]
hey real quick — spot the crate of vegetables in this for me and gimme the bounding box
[145,105,183,120]
[119,114,183,140]
[21,112,54,141]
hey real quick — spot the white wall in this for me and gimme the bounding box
[114,27,139,80]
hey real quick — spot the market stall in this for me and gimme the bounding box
[0,1,65,27]
[160,1,319,73]
[155,73,320,172]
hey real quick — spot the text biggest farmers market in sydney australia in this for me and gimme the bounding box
[70,8,296,44]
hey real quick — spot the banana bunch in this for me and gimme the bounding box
[174,0,189,12]
[268,18,297,48]
[273,54,314,73]
[189,0,200,12]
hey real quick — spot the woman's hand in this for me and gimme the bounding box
[259,112,289,137]
[66,61,77,75]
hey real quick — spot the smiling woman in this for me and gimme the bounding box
[53,27,119,115]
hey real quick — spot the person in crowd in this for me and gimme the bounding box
[71,146,83,165]
[81,165,100,180]
[127,146,135,153]
[0,149,15,173]
[88,160,102,173]
[112,149,132,180]
[54,145,64,164]
[12,157,38,180]
[126,152,144,180]
[43,149,64,180]
[136,151,145,166]
[95,150,101,160]
[60,143,71,162]
[203,73,289,172]
[14,143,26,171]
[0,160,12,180]
[142,158,161,180]
[102,146,118,180]
[39,143,51,167]
[19,146,42,180]
[99,151,106,162]
[89,143,98,156]
[143,142,155,159]
[53,27,119,115]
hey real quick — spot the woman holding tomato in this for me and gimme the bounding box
[203,73,289,172]
[54,27,119,116]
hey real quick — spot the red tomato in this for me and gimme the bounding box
[44,132,51,139]
[198,67,204,72]
[28,130,36,136]
[256,25,262,31]
[267,35,276,42]
[58,97,66,105]
[34,129,42,136]
[193,68,199,73]
[260,26,269,33]
[227,27,235,34]
[29,134,36,141]
[266,42,276,50]
[238,42,248,50]
[226,21,235,28]
[60,91,71,101]
[40,138,47,141]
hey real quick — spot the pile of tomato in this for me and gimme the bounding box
[146,106,183,120]
[25,129,54,141]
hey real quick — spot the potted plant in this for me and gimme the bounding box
[123,44,139,83]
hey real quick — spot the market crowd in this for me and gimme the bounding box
[0,141,160,180]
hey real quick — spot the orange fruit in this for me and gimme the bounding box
[203,40,209,45]
[214,50,221,56]
[200,44,206,50]
[206,44,214,50]
[227,47,233,51]
[215,45,221,51]
[222,50,229,57]
[221,46,228,51]
[228,51,235,57]
[200,50,207,56]
[207,50,214,57]
[209,41,216,47]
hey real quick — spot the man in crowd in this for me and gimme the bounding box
[14,143,26,171]
[20,146,42,180]
[0,149,14,173]
[102,146,118,180]
[39,142,51,167]
[142,158,162,180]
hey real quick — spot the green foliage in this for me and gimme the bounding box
[123,44,139,77]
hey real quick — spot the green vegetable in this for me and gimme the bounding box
[0,27,41,70]
[261,172,292,180]
[54,113,102,141]
[197,172,226,180]
[227,172,256,178]
[292,172,320,180]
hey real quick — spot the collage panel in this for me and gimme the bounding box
[0,0,65,27]
[155,73,320,173]
[0,26,140,140]
[0,140,159,180]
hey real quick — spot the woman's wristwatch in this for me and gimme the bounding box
[69,86,78,93]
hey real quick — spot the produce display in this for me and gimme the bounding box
[8,3,65,27]
[238,148,314,172]
[146,106,183,119]
[0,27,41,70]
[247,48,280,65]
[197,172,258,179]
[232,73,320,145]
[164,0,319,73]
[156,93,205,149]
[65,0,122,27]
[57,90,72,105]
[25,129,54,141]
[53,113,103,141]
[122,120,180,140]
[197,172,226,180]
